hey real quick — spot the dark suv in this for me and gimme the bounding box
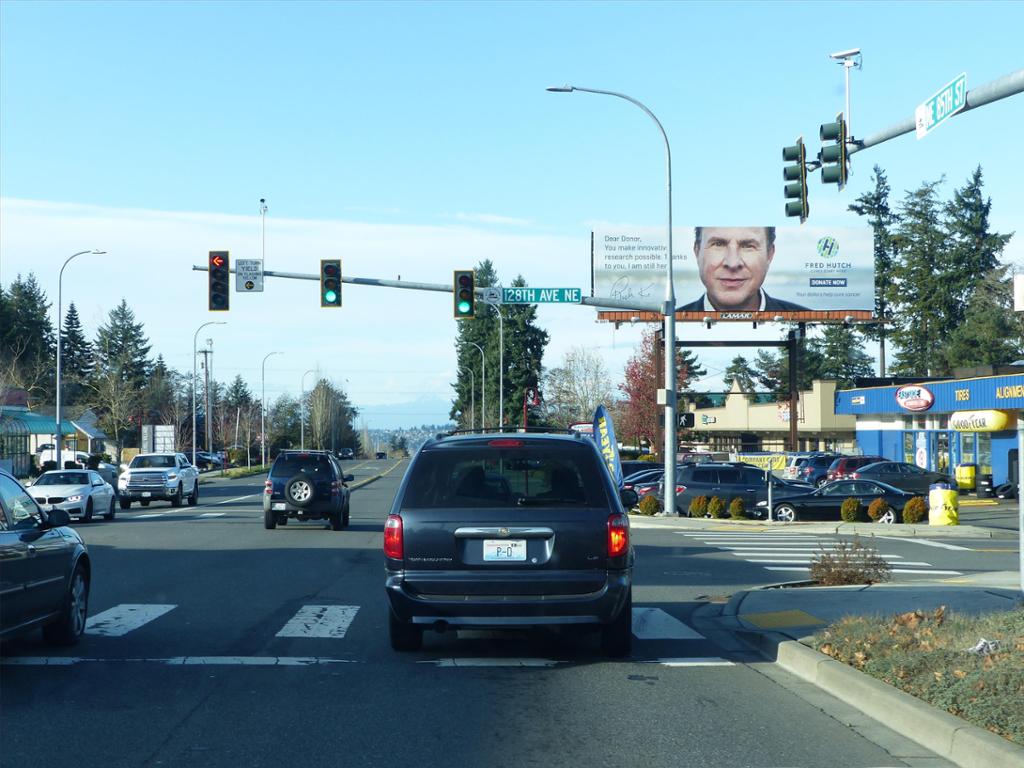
[384,432,637,656]
[796,454,841,487]
[661,462,812,516]
[263,451,354,531]
[826,455,884,483]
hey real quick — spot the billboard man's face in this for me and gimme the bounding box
[694,227,774,311]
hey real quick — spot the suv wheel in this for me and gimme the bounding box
[389,611,422,652]
[329,506,343,531]
[264,506,277,530]
[342,500,350,527]
[120,498,131,509]
[285,475,316,508]
[601,589,632,658]
[171,484,183,508]
[187,482,199,506]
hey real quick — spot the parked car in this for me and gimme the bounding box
[622,468,664,494]
[825,455,885,483]
[758,479,917,523]
[658,462,812,516]
[36,449,91,469]
[27,469,117,522]
[619,460,662,479]
[0,468,91,645]
[384,431,637,656]
[848,461,954,494]
[263,450,353,530]
[795,454,842,487]
[193,451,223,470]
[118,452,200,509]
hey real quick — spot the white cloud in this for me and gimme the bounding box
[449,212,533,227]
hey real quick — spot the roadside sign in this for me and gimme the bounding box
[501,287,582,304]
[915,73,967,139]
[482,286,502,305]
[236,259,264,292]
[1014,274,1024,312]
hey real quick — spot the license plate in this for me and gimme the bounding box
[272,502,286,511]
[141,492,151,498]
[483,539,527,562]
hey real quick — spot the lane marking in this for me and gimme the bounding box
[631,607,705,640]
[876,537,971,551]
[641,657,734,667]
[725,550,907,558]
[1,656,359,667]
[134,512,170,519]
[742,559,935,567]
[217,494,258,505]
[419,658,564,667]
[198,512,226,518]
[763,567,963,575]
[275,605,360,638]
[85,604,176,636]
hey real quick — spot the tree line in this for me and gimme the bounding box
[0,289,359,465]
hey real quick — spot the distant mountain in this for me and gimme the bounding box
[356,395,453,430]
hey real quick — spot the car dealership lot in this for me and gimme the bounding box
[5,463,1013,768]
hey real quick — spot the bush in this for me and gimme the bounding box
[809,535,892,585]
[228,448,248,466]
[638,454,659,463]
[636,494,662,516]
[903,496,927,524]
[688,495,709,518]
[728,497,746,519]
[840,496,863,522]
[707,496,727,519]
[867,497,889,522]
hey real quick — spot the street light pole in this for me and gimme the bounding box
[192,321,226,467]
[467,341,486,430]
[459,367,475,430]
[547,84,677,510]
[56,249,105,470]
[261,352,282,466]
[300,368,316,450]
[495,305,505,430]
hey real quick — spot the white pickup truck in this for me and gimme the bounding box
[118,452,200,509]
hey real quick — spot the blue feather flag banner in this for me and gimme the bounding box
[592,405,623,488]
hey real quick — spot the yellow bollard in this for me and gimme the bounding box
[928,483,960,526]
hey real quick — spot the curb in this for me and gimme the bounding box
[628,514,1013,539]
[743,631,1024,768]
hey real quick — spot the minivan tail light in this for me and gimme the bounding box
[384,515,404,559]
[264,479,272,496]
[607,513,629,558]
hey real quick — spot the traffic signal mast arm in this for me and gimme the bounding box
[189,265,662,313]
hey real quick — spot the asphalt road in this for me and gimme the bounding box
[7,457,1014,767]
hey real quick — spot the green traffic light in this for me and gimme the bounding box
[457,300,471,314]
[324,290,338,304]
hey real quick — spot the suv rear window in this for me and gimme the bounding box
[272,454,333,477]
[403,445,607,508]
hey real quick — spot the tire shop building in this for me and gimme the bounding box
[835,368,1024,494]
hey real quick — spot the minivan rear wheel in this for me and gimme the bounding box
[389,611,423,652]
[601,589,632,658]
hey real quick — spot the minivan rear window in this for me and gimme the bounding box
[403,446,608,508]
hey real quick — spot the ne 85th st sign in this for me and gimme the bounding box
[502,287,582,304]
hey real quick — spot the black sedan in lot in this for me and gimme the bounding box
[847,461,954,494]
[758,479,917,523]
[384,432,637,656]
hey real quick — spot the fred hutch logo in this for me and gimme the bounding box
[895,385,935,412]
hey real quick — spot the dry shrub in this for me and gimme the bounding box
[840,497,863,522]
[809,535,892,585]
[707,496,727,519]
[903,496,927,524]
[636,494,662,516]
[728,497,746,519]
[867,497,889,521]
[688,495,709,518]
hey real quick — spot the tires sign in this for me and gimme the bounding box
[895,385,935,412]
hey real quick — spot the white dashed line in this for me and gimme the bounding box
[85,604,176,636]
[276,606,360,638]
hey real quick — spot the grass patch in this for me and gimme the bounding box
[813,606,1024,745]
[221,465,269,479]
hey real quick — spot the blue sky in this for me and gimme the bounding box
[2,1,1022,427]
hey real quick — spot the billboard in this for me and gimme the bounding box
[592,226,875,322]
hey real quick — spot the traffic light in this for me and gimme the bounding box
[453,270,475,319]
[208,251,229,311]
[782,137,809,223]
[819,112,848,189]
[320,259,341,307]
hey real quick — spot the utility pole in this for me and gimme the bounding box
[198,348,212,455]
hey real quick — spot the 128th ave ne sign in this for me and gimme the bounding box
[502,287,582,304]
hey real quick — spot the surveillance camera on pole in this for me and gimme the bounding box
[829,47,862,141]
[829,48,861,60]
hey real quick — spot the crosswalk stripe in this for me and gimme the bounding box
[743,559,934,567]
[0,656,359,667]
[764,567,963,575]
[724,550,906,558]
[275,605,360,638]
[641,658,734,667]
[419,658,564,667]
[631,607,705,640]
[85,604,176,636]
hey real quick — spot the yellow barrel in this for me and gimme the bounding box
[928,483,960,526]
[955,463,976,491]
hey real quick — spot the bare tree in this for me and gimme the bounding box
[0,335,53,409]
[88,361,142,467]
[542,347,613,428]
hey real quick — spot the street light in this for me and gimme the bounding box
[458,366,475,430]
[193,321,226,467]
[56,249,106,469]
[547,84,677,512]
[300,368,317,450]
[261,352,283,466]
[467,341,486,430]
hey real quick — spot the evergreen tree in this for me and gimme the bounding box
[848,166,897,375]
[944,267,1024,368]
[722,355,757,392]
[677,348,706,394]
[60,302,94,406]
[752,349,784,393]
[889,180,948,375]
[224,375,254,407]
[1,273,56,403]
[504,275,550,428]
[93,299,152,386]
[807,326,875,388]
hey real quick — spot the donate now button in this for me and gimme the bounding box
[809,278,848,287]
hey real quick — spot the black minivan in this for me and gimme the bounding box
[383,432,637,656]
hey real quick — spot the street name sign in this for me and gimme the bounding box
[502,287,582,304]
[915,73,967,139]
[236,258,264,292]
